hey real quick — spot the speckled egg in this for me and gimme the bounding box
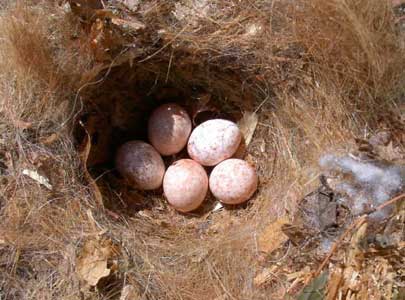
[115,141,165,190]
[148,103,192,156]
[187,119,242,166]
[163,159,208,212]
[209,159,258,204]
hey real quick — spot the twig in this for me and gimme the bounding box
[307,215,367,284]
[364,192,405,215]
[305,192,405,285]
[165,49,174,83]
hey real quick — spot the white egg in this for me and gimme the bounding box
[115,141,165,190]
[209,159,258,204]
[163,159,208,212]
[187,119,242,166]
[148,103,192,156]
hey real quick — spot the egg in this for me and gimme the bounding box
[115,141,165,190]
[148,103,192,156]
[187,119,242,166]
[163,159,208,212]
[209,159,258,204]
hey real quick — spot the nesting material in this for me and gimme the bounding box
[115,141,165,190]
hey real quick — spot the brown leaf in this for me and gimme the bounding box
[84,114,112,166]
[78,123,103,207]
[238,111,258,146]
[76,239,113,286]
[258,216,289,254]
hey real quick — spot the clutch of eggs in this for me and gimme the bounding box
[116,105,258,212]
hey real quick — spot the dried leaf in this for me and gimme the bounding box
[22,169,52,190]
[77,239,113,286]
[238,111,258,146]
[258,216,289,254]
[78,123,103,207]
[84,115,112,166]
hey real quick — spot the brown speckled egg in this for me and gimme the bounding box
[148,103,192,156]
[163,159,208,212]
[209,159,258,204]
[187,119,242,166]
[115,141,165,190]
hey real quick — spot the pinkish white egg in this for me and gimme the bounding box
[148,103,192,156]
[115,141,165,190]
[187,119,242,166]
[209,159,258,204]
[163,159,208,212]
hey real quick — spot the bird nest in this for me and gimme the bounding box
[0,1,404,299]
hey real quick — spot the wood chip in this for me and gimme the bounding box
[326,268,343,300]
[22,169,52,190]
[254,265,278,287]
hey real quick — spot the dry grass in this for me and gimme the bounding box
[0,0,404,299]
